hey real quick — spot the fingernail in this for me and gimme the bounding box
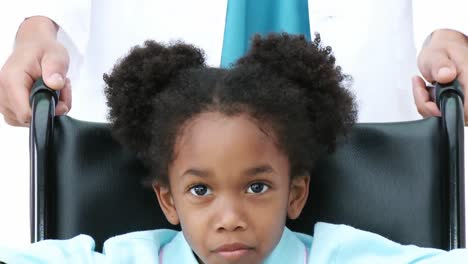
[438,67,452,77]
[48,73,64,87]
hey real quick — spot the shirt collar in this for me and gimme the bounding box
[161,227,309,264]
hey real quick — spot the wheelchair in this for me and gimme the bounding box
[29,79,466,252]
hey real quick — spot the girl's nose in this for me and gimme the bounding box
[214,196,248,232]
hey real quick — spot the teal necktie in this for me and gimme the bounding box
[221,0,311,68]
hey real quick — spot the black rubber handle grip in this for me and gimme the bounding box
[29,77,60,106]
[427,79,464,106]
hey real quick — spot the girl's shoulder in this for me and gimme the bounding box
[309,222,468,264]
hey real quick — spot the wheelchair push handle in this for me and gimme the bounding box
[29,77,60,243]
[427,78,465,249]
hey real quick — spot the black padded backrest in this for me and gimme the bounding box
[287,118,447,249]
[47,116,447,251]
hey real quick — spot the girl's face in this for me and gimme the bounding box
[154,112,309,264]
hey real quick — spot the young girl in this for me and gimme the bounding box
[0,34,467,263]
[102,32,356,263]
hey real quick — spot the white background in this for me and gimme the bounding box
[0,7,30,247]
[0,1,467,249]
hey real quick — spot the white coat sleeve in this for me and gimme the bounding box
[18,0,92,56]
[412,0,467,53]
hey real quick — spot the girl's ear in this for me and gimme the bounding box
[153,182,180,225]
[287,173,310,220]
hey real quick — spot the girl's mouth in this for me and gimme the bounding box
[213,243,254,260]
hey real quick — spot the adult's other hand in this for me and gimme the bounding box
[412,29,467,120]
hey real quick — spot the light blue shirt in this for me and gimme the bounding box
[1,223,467,263]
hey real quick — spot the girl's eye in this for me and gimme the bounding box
[189,185,212,196]
[247,182,269,194]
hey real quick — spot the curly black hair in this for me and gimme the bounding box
[104,33,357,186]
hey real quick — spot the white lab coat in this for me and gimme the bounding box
[7,0,468,122]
